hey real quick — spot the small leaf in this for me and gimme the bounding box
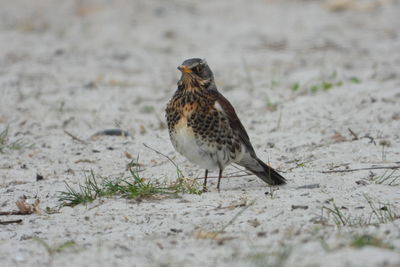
[193,231,219,240]
[310,85,319,93]
[291,83,300,92]
[331,132,347,143]
[322,82,333,90]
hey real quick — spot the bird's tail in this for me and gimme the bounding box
[238,155,286,185]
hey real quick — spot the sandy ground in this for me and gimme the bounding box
[1,0,400,266]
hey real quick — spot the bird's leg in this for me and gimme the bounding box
[216,169,223,192]
[203,169,208,192]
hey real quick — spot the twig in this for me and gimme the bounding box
[91,129,130,137]
[241,56,255,92]
[0,211,30,216]
[297,183,320,189]
[348,128,359,140]
[219,199,256,232]
[285,158,315,172]
[362,134,376,145]
[291,205,308,210]
[195,173,253,180]
[0,219,22,225]
[143,143,184,177]
[276,109,282,130]
[144,144,257,180]
[224,170,249,176]
[64,130,88,144]
[270,109,283,132]
[321,165,400,173]
[196,163,280,180]
[149,144,284,180]
[232,164,253,175]
[195,165,287,179]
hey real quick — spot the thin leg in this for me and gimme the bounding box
[216,169,223,192]
[203,169,208,192]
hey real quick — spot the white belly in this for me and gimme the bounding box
[171,124,235,170]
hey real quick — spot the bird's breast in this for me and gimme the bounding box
[170,103,197,150]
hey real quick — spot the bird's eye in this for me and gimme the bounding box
[193,66,201,73]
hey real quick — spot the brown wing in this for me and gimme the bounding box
[212,90,257,157]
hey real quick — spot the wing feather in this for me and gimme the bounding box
[211,90,257,157]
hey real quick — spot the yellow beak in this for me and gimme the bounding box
[177,65,192,73]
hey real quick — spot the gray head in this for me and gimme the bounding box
[177,58,214,81]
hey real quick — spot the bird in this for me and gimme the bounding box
[165,58,286,191]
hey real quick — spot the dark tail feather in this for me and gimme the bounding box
[239,156,286,185]
[254,158,286,185]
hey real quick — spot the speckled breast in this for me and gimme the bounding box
[166,90,243,169]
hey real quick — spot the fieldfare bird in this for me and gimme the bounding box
[166,58,286,191]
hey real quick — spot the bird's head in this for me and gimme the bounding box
[177,58,214,90]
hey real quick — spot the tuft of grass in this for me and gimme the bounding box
[350,77,361,84]
[0,127,34,153]
[335,81,343,87]
[265,186,279,199]
[322,82,333,91]
[290,73,361,95]
[310,85,319,93]
[291,82,300,92]
[371,170,400,186]
[140,105,155,114]
[169,176,203,195]
[270,80,280,89]
[0,128,7,152]
[322,196,399,227]
[266,100,278,112]
[59,165,202,206]
[322,202,353,227]
[296,162,306,168]
[364,195,398,224]
[309,81,336,93]
[33,237,76,255]
[59,170,109,206]
[350,234,393,249]
[246,246,292,267]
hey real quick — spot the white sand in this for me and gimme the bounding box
[1,0,399,266]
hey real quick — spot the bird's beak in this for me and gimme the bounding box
[177,65,192,73]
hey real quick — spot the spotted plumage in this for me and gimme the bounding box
[166,58,286,191]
